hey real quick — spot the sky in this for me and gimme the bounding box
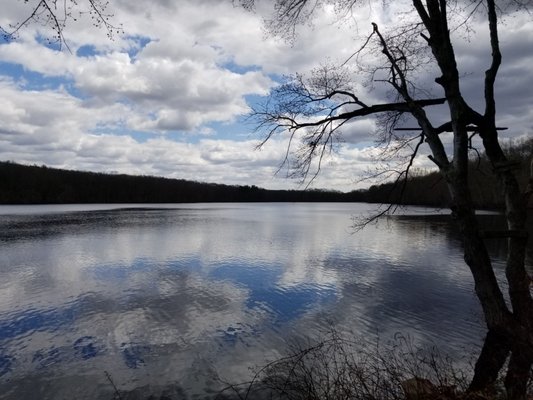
[0,0,531,191]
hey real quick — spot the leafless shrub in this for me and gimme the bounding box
[217,331,477,400]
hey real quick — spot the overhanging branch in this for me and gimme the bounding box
[279,98,446,130]
[394,124,508,134]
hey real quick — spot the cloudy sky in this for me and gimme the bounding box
[0,0,531,191]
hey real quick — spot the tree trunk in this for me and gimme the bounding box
[445,152,532,398]
[481,129,533,399]
[469,329,510,392]
[505,349,533,400]
[453,187,532,399]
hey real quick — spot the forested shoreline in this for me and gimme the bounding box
[0,161,351,204]
[1,138,531,207]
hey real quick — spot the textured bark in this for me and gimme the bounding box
[469,330,511,392]
[505,349,533,400]
[448,180,511,329]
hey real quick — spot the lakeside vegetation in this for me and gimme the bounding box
[217,331,488,400]
[1,137,530,207]
[359,137,532,209]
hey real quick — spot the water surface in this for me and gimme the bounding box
[0,203,526,399]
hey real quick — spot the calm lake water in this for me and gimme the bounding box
[0,203,530,399]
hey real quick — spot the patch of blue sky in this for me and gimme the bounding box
[0,60,94,102]
[268,72,288,85]
[204,119,253,141]
[89,124,156,143]
[125,35,152,60]
[89,122,210,144]
[0,61,70,90]
[76,35,152,59]
[76,44,99,57]
[163,130,200,143]
[219,59,261,75]
[132,131,158,143]
[244,92,269,107]
[35,33,65,52]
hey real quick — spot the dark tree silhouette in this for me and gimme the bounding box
[240,1,533,398]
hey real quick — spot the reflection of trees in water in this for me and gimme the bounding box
[392,213,533,271]
[0,210,167,242]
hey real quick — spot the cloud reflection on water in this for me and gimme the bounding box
[0,203,508,399]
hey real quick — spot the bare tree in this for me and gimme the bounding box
[240,1,533,398]
[1,0,120,51]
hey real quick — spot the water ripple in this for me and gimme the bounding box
[0,203,515,399]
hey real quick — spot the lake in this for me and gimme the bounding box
[0,203,529,399]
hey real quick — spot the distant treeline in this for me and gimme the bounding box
[0,162,352,204]
[0,137,531,207]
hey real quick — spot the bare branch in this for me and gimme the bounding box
[1,0,122,51]
[397,133,425,201]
